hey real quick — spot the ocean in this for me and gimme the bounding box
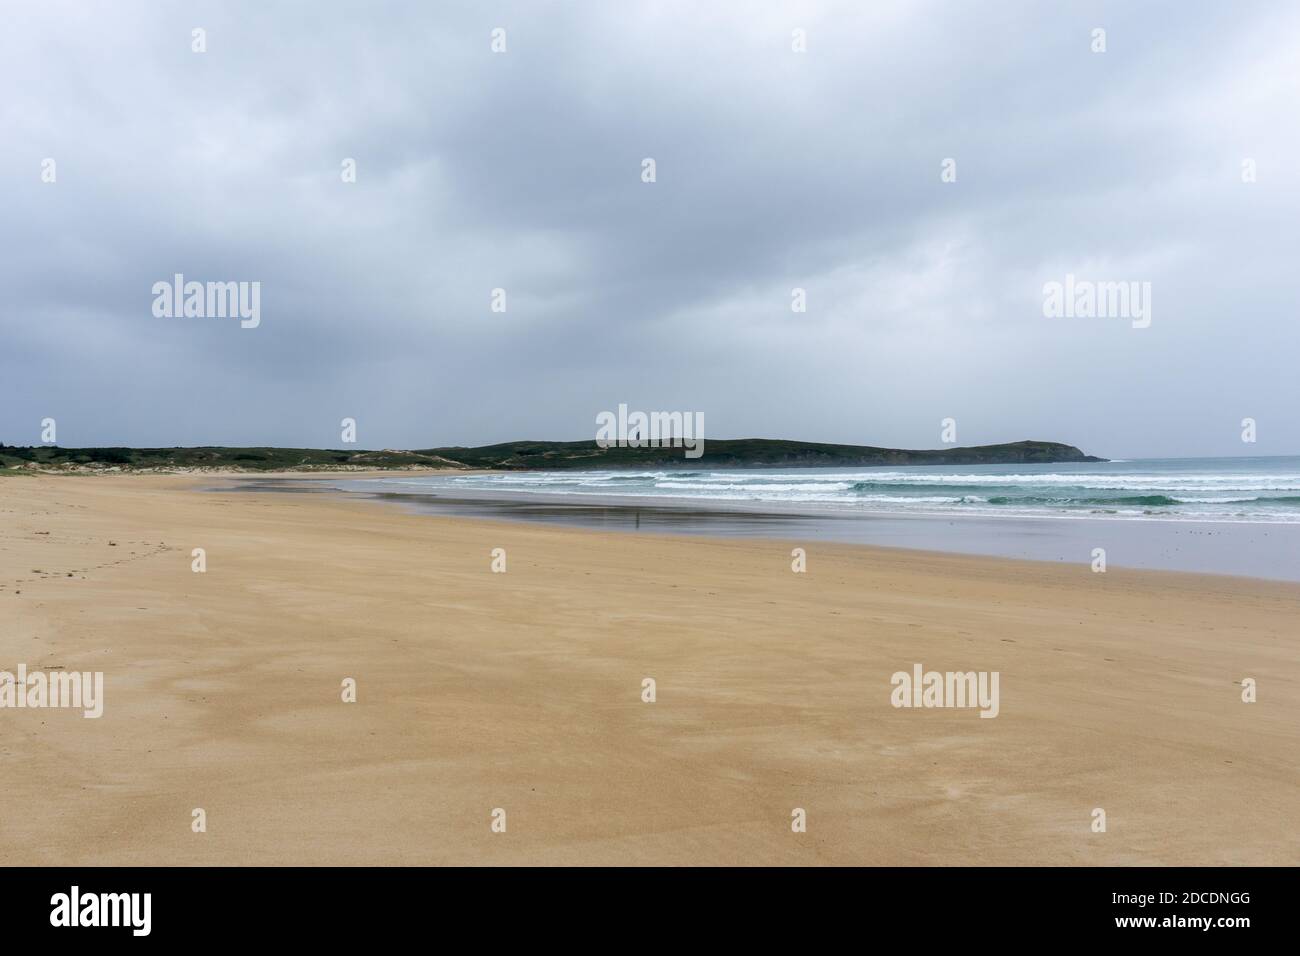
[353,457,1300,523]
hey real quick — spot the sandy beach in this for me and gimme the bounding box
[0,473,1296,866]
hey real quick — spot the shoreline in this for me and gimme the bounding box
[1,474,1296,865]
[214,473,1300,583]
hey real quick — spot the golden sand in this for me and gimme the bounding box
[1,474,1296,865]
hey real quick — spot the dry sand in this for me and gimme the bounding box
[0,473,1296,865]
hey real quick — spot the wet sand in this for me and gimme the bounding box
[330,478,1300,582]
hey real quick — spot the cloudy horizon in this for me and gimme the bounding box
[3,0,1298,460]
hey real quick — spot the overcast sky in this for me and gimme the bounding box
[2,0,1297,459]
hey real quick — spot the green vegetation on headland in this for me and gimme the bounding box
[0,439,1104,473]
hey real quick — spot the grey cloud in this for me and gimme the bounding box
[2,0,1297,456]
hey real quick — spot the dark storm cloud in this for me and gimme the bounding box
[2,0,1297,456]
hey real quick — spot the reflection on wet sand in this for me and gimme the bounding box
[222,477,1300,581]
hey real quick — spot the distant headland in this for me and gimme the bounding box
[0,439,1105,473]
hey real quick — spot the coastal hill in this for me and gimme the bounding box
[0,439,1104,472]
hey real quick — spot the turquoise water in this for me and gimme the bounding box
[359,457,1300,524]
